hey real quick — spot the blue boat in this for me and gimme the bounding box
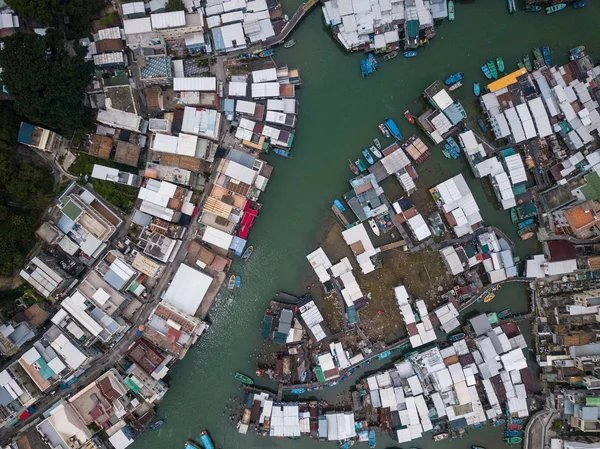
[403,51,417,58]
[384,119,402,141]
[235,275,241,288]
[509,418,523,424]
[360,59,369,78]
[542,46,552,66]
[473,82,480,96]
[377,350,391,360]
[446,136,460,153]
[334,199,346,213]
[481,64,492,80]
[362,149,375,165]
[518,218,535,229]
[290,388,306,394]
[477,119,487,132]
[369,430,376,448]
[199,431,215,449]
[493,419,506,427]
[505,430,521,437]
[273,148,291,158]
[259,49,274,58]
[445,72,464,85]
[445,137,460,159]
[573,0,588,8]
[355,159,367,173]
[368,53,379,70]
[149,419,164,431]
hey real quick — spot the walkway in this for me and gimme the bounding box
[263,0,318,48]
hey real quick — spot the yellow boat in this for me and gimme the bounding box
[484,293,495,303]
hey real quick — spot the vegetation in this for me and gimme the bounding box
[0,101,21,150]
[0,30,94,136]
[0,151,54,276]
[165,0,186,12]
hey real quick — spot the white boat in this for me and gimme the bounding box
[369,219,380,236]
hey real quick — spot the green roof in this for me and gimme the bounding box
[37,358,54,380]
[273,332,287,344]
[62,199,83,221]
[581,172,600,201]
[347,306,357,324]
[500,148,515,157]
[406,20,419,37]
[586,397,600,406]
[124,376,141,393]
[315,366,325,383]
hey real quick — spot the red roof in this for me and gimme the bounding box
[237,203,259,239]
[547,240,576,261]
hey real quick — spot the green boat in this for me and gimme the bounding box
[448,0,455,20]
[517,60,525,69]
[234,372,254,385]
[523,54,532,72]
[546,3,565,13]
[525,4,542,11]
[487,60,498,79]
[532,47,543,64]
[496,56,505,73]
[505,437,522,444]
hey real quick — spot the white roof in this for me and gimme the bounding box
[202,225,233,250]
[122,2,145,15]
[228,81,247,97]
[341,223,377,274]
[306,247,333,284]
[50,332,87,370]
[252,68,277,83]
[504,107,527,143]
[138,180,178,207]
[108,429,134,449]
[528,97,553,137]
[516,103,537,140]
[177,133,198,156]
[440,246,464,275]
[91,164,120,182]
[251,82,280,98]
[98,26,121,40]
[432,90,453,110]
[173,77,217,92]
[123,17,152,34]
[151,11,186,29]
[504,153,527,185]
[224,160,256,184]
[62,291,104,337]
[163,264,213,315]
[97,108,142,133]
[407,214,432,241]
[236,99,256,114]
[152,133,179,154]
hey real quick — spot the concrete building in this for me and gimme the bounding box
[17,122,63,153]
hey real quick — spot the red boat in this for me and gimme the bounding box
[507,424,522,431]
[349,160,359,175]
[404,110,416,124]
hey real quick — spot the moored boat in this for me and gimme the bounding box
[446,136,460,155]
[149,419,164,431]
[373,138,382,150]
[235,275,241,288]
[228,274,236,290]
[481,64,492,79]
[403,51,417,58]
[507,0,516,13]
[340,439,356,449]
[525,4,542,11]
[370,144,382,159]
[498,308,512,319]
[349,160,359,176]
[496,56,505,73]
[509,418,523,424]
[484,292,495,303]
[404,110,416,124]
[368,53,379,70]
[519,231,535,241]
[433,433,449,442]
[284,38,297,48]
[241,245,254,261]
[487,60,498,79]
[355,159,367,173]
[546,3,565,13]
[383,51,398,61]
[384,119,402,141]
[378,123,390,138]
[472,446,485,449]
[518,218,535,229]
[532,47,543,65]
[369,219,380,236]
[473,82,481,96]
[259,49,274,58]
[199,430,215,449]
[442,148,451,159]
[505,430,521,437]
[369,430,376,448]
[378,350,391,359]
[477,119,487,132]
[234,372,254,385]
[334,199,346,213]
[185,440,201,449]
[290,388,306,394]
[361,59,368,78]
[448,332,465,342]
[517,60,525,69]
[493,418,506,427]
[448,0,455,20]
[273,148,291,158]
[505,437,522,444]
[543,46,552,66]
[523,54,532,72]
[362,149,375,165]
[573,0,588,8]
[448,81,462,91]
[507,424,522,430]
[570,45,586,54]
[445,72,464,85]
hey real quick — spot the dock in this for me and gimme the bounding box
[331,204,350,227]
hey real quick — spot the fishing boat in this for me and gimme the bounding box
[480,64,492,79]
[404,110,416,124]
[340,440,356,449]
[546,3,565,13]
[273,148,291,158]
[487,60,498,79]
[384,119,402,141]
[235,275,241,288]
[509,418,523,425]
[369,219,380,236]
[234,372,254,385]
[445,72,464,85]
[259,49,274,58]
[498,308,512,319]
[573,0,588,7]
[507,0,516,13]
[378,123,390,138]
[473,82,481,96]
[369,144,382,159]
[383,51,398,61]
[241,245,253,261]
[369,430,376,448]
[477,119,487,132]
[517,60,525,69]
[186,440,201,449]
[403,51,417,58]
[442,148,452,159]
[433,433,449,442]
[362,148,375,165]
[284,38,297,48]
[505,437,522,444]
[570,45,585,55]
[149,419,164,431]
[523,54,533,72]
[484,292,495,303]
[511,202,537,223]
[349,160,360,176]
[199,430,215,449]
[518,218,535,229]
[368,53,379,70]
[532,47,543,65]
[496,56,505,73]
[505,430,521,437]
[525,4,542,11]
[378,350,391,360]
[355,159,367,173]
[493,419,506,427]
[373,138,382,150]
[290,388,306,394]
[360,59,369,78]
[519,230,535,241]
[446,136,460,155]
[448,332,465,342]
[228,274,236,290]
[448,0,455,20]
[543,46,552,66]
[507,424,522,430]
[448,81,462,91]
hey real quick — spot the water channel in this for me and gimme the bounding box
[132,2,600,448]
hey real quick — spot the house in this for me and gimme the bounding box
[161,264,213,316]
[17,122,63,153]
[0,365,41,430]
[19,252,76,299]
[341,224,379,274]
[36,402,93,448]
[431,174,483,237]
[552,201,600,239]
[97,108,147,134]
[91,165,143,187]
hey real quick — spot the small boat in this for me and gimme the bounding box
[496,56,505,73]
[404,110,416,124]
[284,38,297,48]
[519,231,535,241]
[369,219,380,236]
[445,72,464,85]
[507,0,516,13]
[433,433,449,442]
[149,419,164,431]
[349,160,360,176]
[334,199,346,212]
[290,388,306,394]
[449,332,465,342]
[445,136,460,156]
[472,446,485,449]
[542,46,552,66]
[517,60,525,69]
[259,49,274,58]
[518,218,535,229]
[505,430,521,437]
[355,159,367,173]
[373,138,382,150]
[473,82,481,96]
[573,0,588,8]
[383,51,398,61]
[442,148,452,159]
[378,123,390,138]
[368,53,379,70]
[228,274,236,290]
[199,431,215,449]
[384,119,402,141]
[493,419,506,427]
[481,64,492,79]
[234,372,254,385]
[360,59,369,78]
[362,148,375,165]
[546,3,565,13]
[570,45,585,55]
[186,440,201,449]
[510,418,523,425]
[448,81,462,91]
[369,430,376,448]
[523,54,532,72]
[377,350,391,360]
[487,60,498,79]
[369,144,382,159]
[477,119,487,132]
[498,308,512,319]
[403,51,417,58]
[340,440,356,449]
[448,0,455,20]
[226,297,234,306]
[505,437,522,444]
[235,275,241,288]
[273,148,291,158]
[484,292,495,303]
[532,47,543,66]
[507,424,522,430]
[241,245,253,261]
[525,4,542,11]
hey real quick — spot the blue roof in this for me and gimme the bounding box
[564,399,575,415]
[18,122,34,144]
[104,269,127,290]
[443,103,466,125]
[212,28,225,51]
[223,99,235,114]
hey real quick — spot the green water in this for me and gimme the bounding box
[133,3,600,448]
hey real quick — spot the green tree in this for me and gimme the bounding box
[0,102,21,150]
[0,30,94,136]
[165,0,185,12]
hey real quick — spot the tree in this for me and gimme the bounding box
[0,30,94,135]
[165,0,185,12]
[0,102,20,150]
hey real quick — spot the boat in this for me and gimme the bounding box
[290,388,306,394]
[199,431,215,449]
[149,419,164,431]
[360,59,369,78]
[227,297,234,306]
[377,350,391,360]
[355,159,367,173]
[487,61,498,79]
[493,419,506,427]
[378,123,390,138]
[384,119,402,141]
[517,60,525,69]
[234,372,254,385]
[525,4,542,11]
[510,418,523,425]
[448,81,462,91]
[273,148,291,158]
[507,0,516,13]
[445,72,464,85]
[496,56,505,72]
[228,274,236,290]
[259,49,274,58]
[570,45,586,54]
[532,47,543,65]
[442,148,452,159]
[505,437,522,444]
[369,144,382,159]
[349,160,360,176]
[186,440,201,449]
[511,202,537,223]
[448,0,455,20]
[373,138,382,150]
[473,82,481,96]
[235,275,241,288]
[383,51,398,61]
[241,245,253,261]
[523,54,532,72]
[340,440,356,449]
[369,430,376,448]
[446,136,460,155]
[477,119,487,132]
[498,308,512,319]
[334,199,346,213]
[519,231,535,241]
[369,219,380,236]
[546,3,565,13]
[448,332,465,342]
[481,64,492,79]
[362,148,375,165]
[542,46,552,67]
[505,430,521,437]
[518,218,535,229]
[472,446,485,449]
[484,292,495,303]
[403,51,418,58]
[573,0,588,7]
[404,110,416,124]
[284,38,297,48]
[368,53,379,70]
[507,424,522,430]
[433,433,449,442]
